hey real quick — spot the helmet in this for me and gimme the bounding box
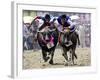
[44,14,51,21]
[61,14,66,19]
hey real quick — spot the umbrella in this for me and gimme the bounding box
[23,16,34,24]
[70,15,80,20]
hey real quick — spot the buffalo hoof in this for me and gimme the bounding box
[64,62,68,66]
[62,53,64,56]
[42,63,46,66]
[49,60,53,65]
[44,57,50,62]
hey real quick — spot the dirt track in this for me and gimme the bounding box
[23,47,91,69]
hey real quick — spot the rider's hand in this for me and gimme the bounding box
[63,27,70,32]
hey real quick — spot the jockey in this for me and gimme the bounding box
[33,14,51,31]
[33,14,57,46]
[56,14,76,45]
[57,14,76,32]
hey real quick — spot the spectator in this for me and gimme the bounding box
[23,23,33,50]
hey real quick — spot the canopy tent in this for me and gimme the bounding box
[23,16,34,24]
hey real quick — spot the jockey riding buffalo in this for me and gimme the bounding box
[34,14,59,64]
[57,14,80,65]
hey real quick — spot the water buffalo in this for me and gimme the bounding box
[59,29,80,65]
[37,26,59,64]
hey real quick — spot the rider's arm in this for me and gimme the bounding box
[67,18,76,32]
[67,18,74,29]
[54,19,59,26]
[57,16,62,25]
[32,16,45,31]
[31,16,44,25]
[34,16,45,21]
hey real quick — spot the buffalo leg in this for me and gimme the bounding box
[62,47,69,66]
[49,50,54,64]
[42,50,49,62]
[71,49,77,65]
[62,47,68,61]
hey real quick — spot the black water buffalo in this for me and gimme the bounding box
[59,30,80,65]
[37,26,59,64]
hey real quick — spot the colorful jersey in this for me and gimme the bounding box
[57,16,76,32]
[34,16,56,31]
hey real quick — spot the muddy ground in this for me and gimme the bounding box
[23,47,91,69]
